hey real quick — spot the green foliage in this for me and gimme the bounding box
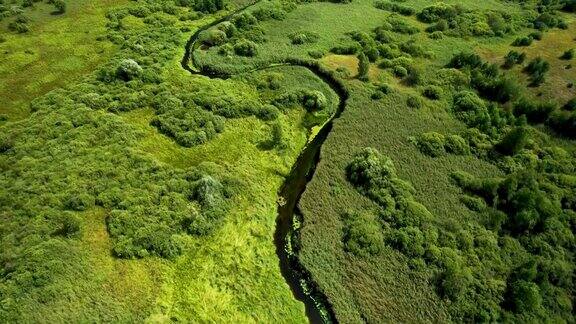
[374,1,415,16]
[415,132,446,157]
[512,36,533,47]
[445,135,470,155]
[560,48,574,60]
[495,126,529,156]
[357,51,370,81]
[503,50,526,69]
[194,0,226,13]
[234,39,258,56]
[406,94,423,109]
[524,57,550,86]
[289,31,319,45]
[513,97,556,124]
[115,59,143,81]
[341,211,385,257]
[422,85,442,100]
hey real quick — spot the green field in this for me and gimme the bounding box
[1,0,575,322]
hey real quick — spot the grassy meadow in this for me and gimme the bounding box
[1,0,575,322]
[0,0,132,121]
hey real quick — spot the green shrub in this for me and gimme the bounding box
[524,57,550,86]
[393,65,407,77]
[426,19,449,32]
[194,0,225,13]
[200,29,227,46]
[357,52,370,81]
[341,211,385,257]
[511,280,542,313]
[233,39,258,56]
[406,94,423,109]
[503,50,526,69]
[445,135,470,155]
[330,43,359,55]
[422,85,442,100]
[563,98,576,111]
[232,12,257,30]
[560,48,574,60]
[308,50,325,59]
[49,0,66,14]
[252,4,287,21]
[64,193,95,211]
[452,90,491,131]
[495,126,529,155]
[429,31,444,39]
[346,147,396,189]
[528,31,542,41]
[374,1,415,16]
[116,59,143,81]
[548,110,576,138]
[512,36,533,47]
[289,31,319,45]
[56,212,81,238]
[302,90,327,111]
[417,3,459,23]
[415,132,446,157]
[513,98,556,124]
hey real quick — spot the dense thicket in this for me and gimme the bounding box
[345,147,575,322]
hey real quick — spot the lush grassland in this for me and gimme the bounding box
[0,0,131,120]
[0,0,339,321]
[1,0,575,322]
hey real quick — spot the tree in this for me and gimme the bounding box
[357,52,370,81]
[52,0,66,14]
[511,280,542,313]
[233,39,257,57]
[495,126,529,156]
[116,59,143,81]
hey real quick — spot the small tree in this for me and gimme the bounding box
[357,52,370,81]
[495,126,529,156]
[51,0,66,14]
[560,48,574,60]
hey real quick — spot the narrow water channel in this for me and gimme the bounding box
[181,8,348,322]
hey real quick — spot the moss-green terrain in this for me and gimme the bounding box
[1,0,575,322]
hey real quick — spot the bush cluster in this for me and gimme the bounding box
[414,132,470,157]
[418,3,517,37]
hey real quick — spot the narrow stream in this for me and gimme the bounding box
[181,7,348,322]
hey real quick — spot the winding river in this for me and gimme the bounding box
[181,5,348,322]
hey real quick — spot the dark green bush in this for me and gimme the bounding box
[524,57,550,86]
[513,98,556,124]
[194,0,225,13]
[422,86,442,100]
[357,52,370,81]
[116,59,143,81]
[330,43,360,55]
[406,94,422,109]
[233,39,258,56]
[341,211,385,257]
[415,132,446,157]
[417,3,459,23]
[374,1,415,16]
[445,134,470,155]
[495,126,529,155]
[560,48,574,60]
[512,36,533,47]
[503,50,526,69]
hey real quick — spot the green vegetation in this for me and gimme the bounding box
[1,0,575,322]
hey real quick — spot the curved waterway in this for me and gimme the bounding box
[181,6,348,322]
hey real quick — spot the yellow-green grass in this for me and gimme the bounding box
[0,0,129,121]
[112,64,338,321]
[477,14,576,104]
[298,75,502,322]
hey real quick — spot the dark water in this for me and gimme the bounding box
[181,8,348,322]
